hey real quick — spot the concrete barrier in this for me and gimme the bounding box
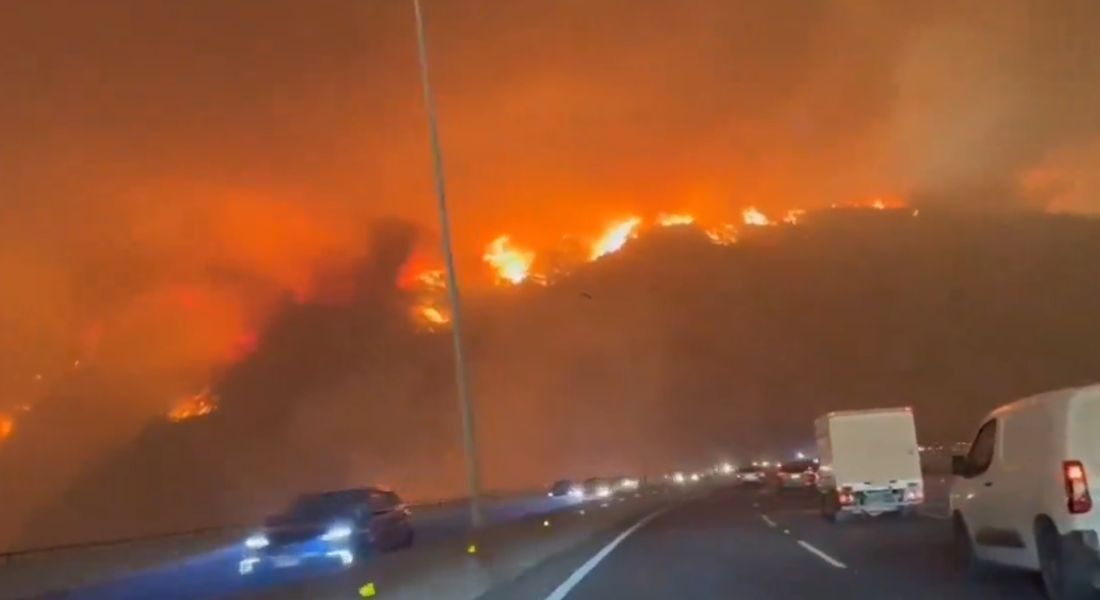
[0,527,245,600]
[0,493,536,600]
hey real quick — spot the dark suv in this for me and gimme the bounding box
[239,487,413,574]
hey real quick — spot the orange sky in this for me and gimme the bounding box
[1,0,1099,421]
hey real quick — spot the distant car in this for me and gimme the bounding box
[239,487,413,575]
[582,477,614,499]
[611,476,641,494]
[777,460,818,491]
[737,466,767,485]
[951,385,1100,599]
[548,479,583,498]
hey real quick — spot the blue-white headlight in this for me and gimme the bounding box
[320,523,353,542]
[244,533,269,549]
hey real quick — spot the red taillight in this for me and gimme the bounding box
[1064,460,1092,514]
[838,486,855,506]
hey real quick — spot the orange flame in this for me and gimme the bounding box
[412,303,451,331]
[416,269,447,291]
[704,224,738,246]
[742,207,772,226]
[168,389,217,422]
[656,213,695,227]
[0,413,13,442]
[782,209,806,225]
[590,217,642,260]
[483,236,535,285]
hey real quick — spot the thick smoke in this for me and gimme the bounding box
[2,0,1100,547]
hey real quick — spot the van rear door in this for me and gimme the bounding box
[1068,393,1100,504]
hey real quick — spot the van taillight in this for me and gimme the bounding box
[838,486,855,506]
[1063,460,1092,514]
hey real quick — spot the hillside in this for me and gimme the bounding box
[10,209,1100,548]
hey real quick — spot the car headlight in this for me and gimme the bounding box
[568,486,584,498]
[596,485,612,498]
[244,533,270,550]
[321,523,353,542]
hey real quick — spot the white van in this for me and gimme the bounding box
[950,385,1100,599]
[815,408,923,522]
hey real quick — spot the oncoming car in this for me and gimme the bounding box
[581,477,614,499]
[548,479,583,498]
[239,487,413,575]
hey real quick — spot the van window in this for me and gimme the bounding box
[966,419,997,476]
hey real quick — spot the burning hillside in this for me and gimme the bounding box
[11,209,1100,550]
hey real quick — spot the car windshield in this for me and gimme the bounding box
[284,491,364,520]
[550,480,573,493]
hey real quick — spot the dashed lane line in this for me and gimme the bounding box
[760,514,777,528]
[796,540,848,569]
[543,507,671,600]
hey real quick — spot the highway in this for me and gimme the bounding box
[22,481,1055,599]
[484,484,1047,600]
[63,494,582,600]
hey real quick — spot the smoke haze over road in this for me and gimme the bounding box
[2,0,1099,548]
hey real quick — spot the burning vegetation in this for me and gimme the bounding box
[167,389,218,423]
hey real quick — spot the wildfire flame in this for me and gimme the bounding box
[0,413,13,442]
[782,209,806,225]
[704,224,738,246]
[416,269,447,291]
[412,303,451,331]
[483,236,535,285]
[590,217,642,260]
[168,389,217,422]
[742,207,772,226]
[657,213,695,227]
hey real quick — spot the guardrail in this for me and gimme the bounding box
[0,491,532,600]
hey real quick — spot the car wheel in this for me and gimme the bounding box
[1036,521,1093,600]
[820,492,835,522]
[953,514,989,578]
[398,528,415,549]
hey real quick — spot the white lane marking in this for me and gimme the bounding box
[796,540,847,569]
[544,508,670,600]
[760,514,777,528]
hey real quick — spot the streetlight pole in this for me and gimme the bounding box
[411,0,484,529]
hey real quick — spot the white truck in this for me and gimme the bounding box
[815,407,923,522]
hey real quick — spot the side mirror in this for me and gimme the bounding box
[951,455,968,477]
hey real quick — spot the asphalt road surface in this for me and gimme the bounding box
[483,485,1049,600]
[66,493,581,600]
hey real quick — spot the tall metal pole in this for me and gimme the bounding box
[412,0,484,529]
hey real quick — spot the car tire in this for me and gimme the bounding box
[953,514,990,578]
[397,528,415,550]
[822,491,850,523]
[821,491,835,522]
[1036,520,1093,600]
